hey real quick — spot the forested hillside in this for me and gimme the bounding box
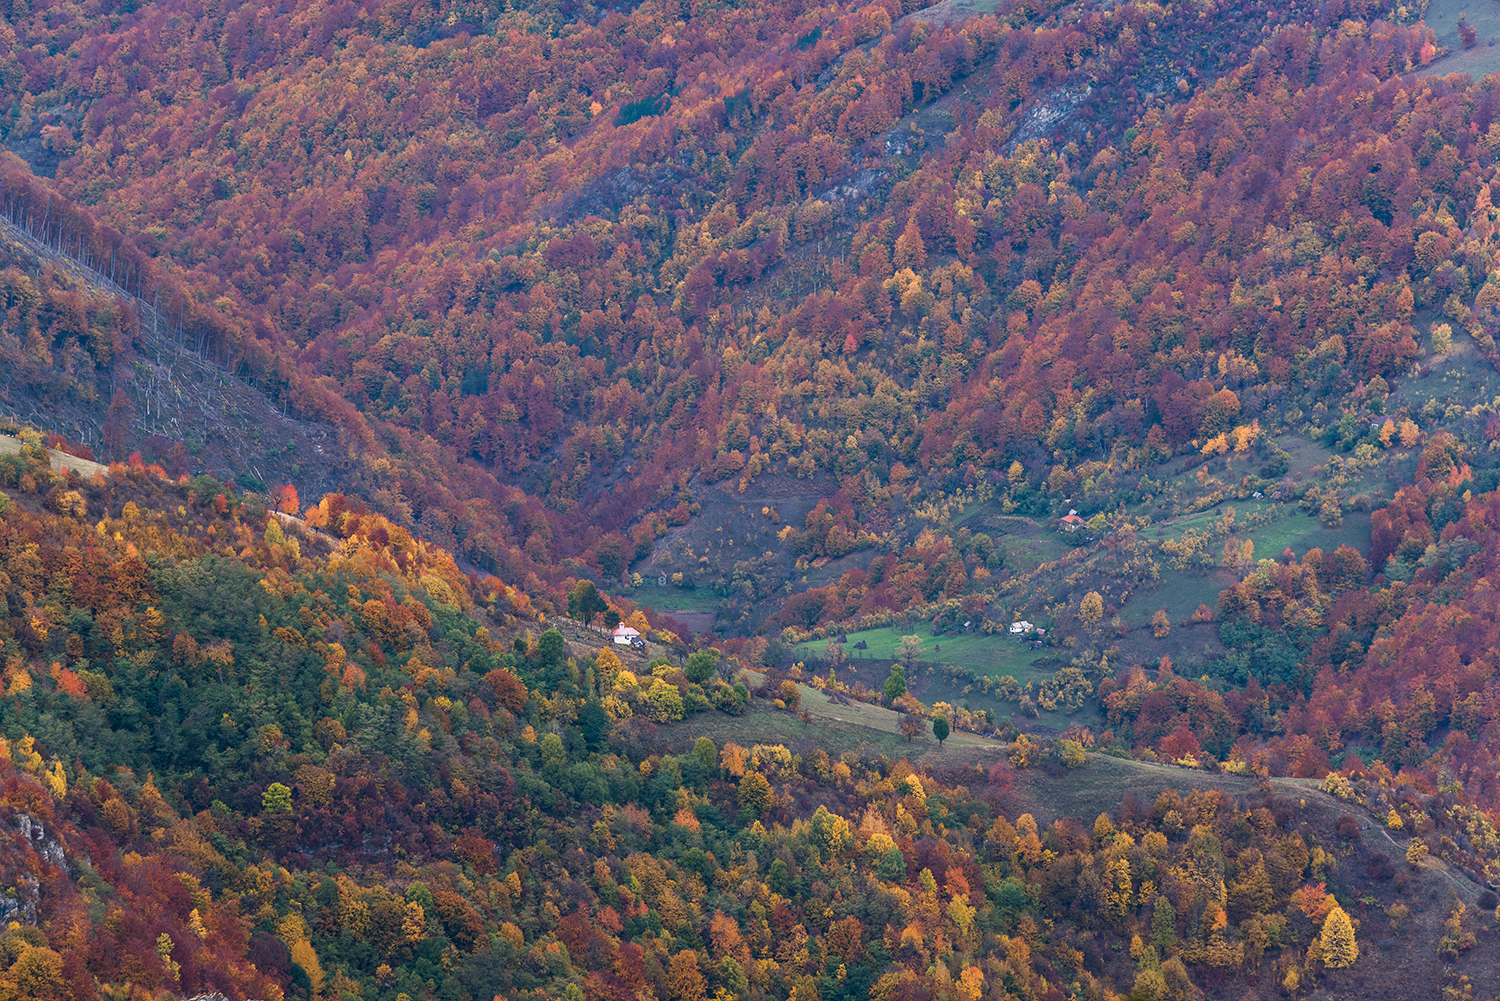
[0,450,1495,1001]
[0,0,1481,622]
[2,0,1500,997]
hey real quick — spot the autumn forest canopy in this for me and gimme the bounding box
[4,0,1500,997]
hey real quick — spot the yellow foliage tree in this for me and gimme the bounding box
[947,894,976,938]
[957,966,984,1001]
[667,948,706,1001]
[893,218,927,271]
[42,759,66,799]
[0,945,66,1001]
[738,771,772,816]
[1079,591,1104,627]
[1106,856,1132,917]
[1010,734,1038,768]
[1431,322,1453,353]
[156,933,180,982]
[720,742,749,777]
[403,901,426,943]
[189,908,208,939]
[277,912,311,946]
[1151,609,1171,638]
[1059,739,1087,768]
[1319,904,1358,969]
[1231,420,1260,451]
[290,938,326,997]
[596,646,624,679]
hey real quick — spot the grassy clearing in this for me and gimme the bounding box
[0,435,107,478]
[996,532,1072,572]
[906,0,1003,27]
[1152,510,1219,541]
[664,692,1267,826]
[1151,503,1280,543]
[655,699,915,761]
[1010,753,1260,825]
[949,500,1010,530]
[639,588,721,612]
[1126,505,1372,628]
[797,626,1101,730]
[790,680,994,747]
[955,509,1075,572]
[1425,0,1500,78]
[799,626,1047,681]
[1275,437,1336,478]
[1244,511,1321,557]
[1289,510,1372,555]
[674,679,1005,764]
[1128,566,1226,624]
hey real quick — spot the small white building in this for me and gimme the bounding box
[612,625,642,646]
[1010,620,1034,635]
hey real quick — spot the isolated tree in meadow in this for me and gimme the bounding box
[900,712,926,742]
[932,715,950,746]
[899,634,924,670]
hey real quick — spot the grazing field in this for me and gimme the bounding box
[639,587,722,612]
[1009,752,1261,826]
[665,678,1006,764]
[795,625,1104,730]
[1424,0,1500,78]
[799,625,1047,682]
[1126,566,1230,626]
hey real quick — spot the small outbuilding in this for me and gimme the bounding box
[612,625,642,646]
